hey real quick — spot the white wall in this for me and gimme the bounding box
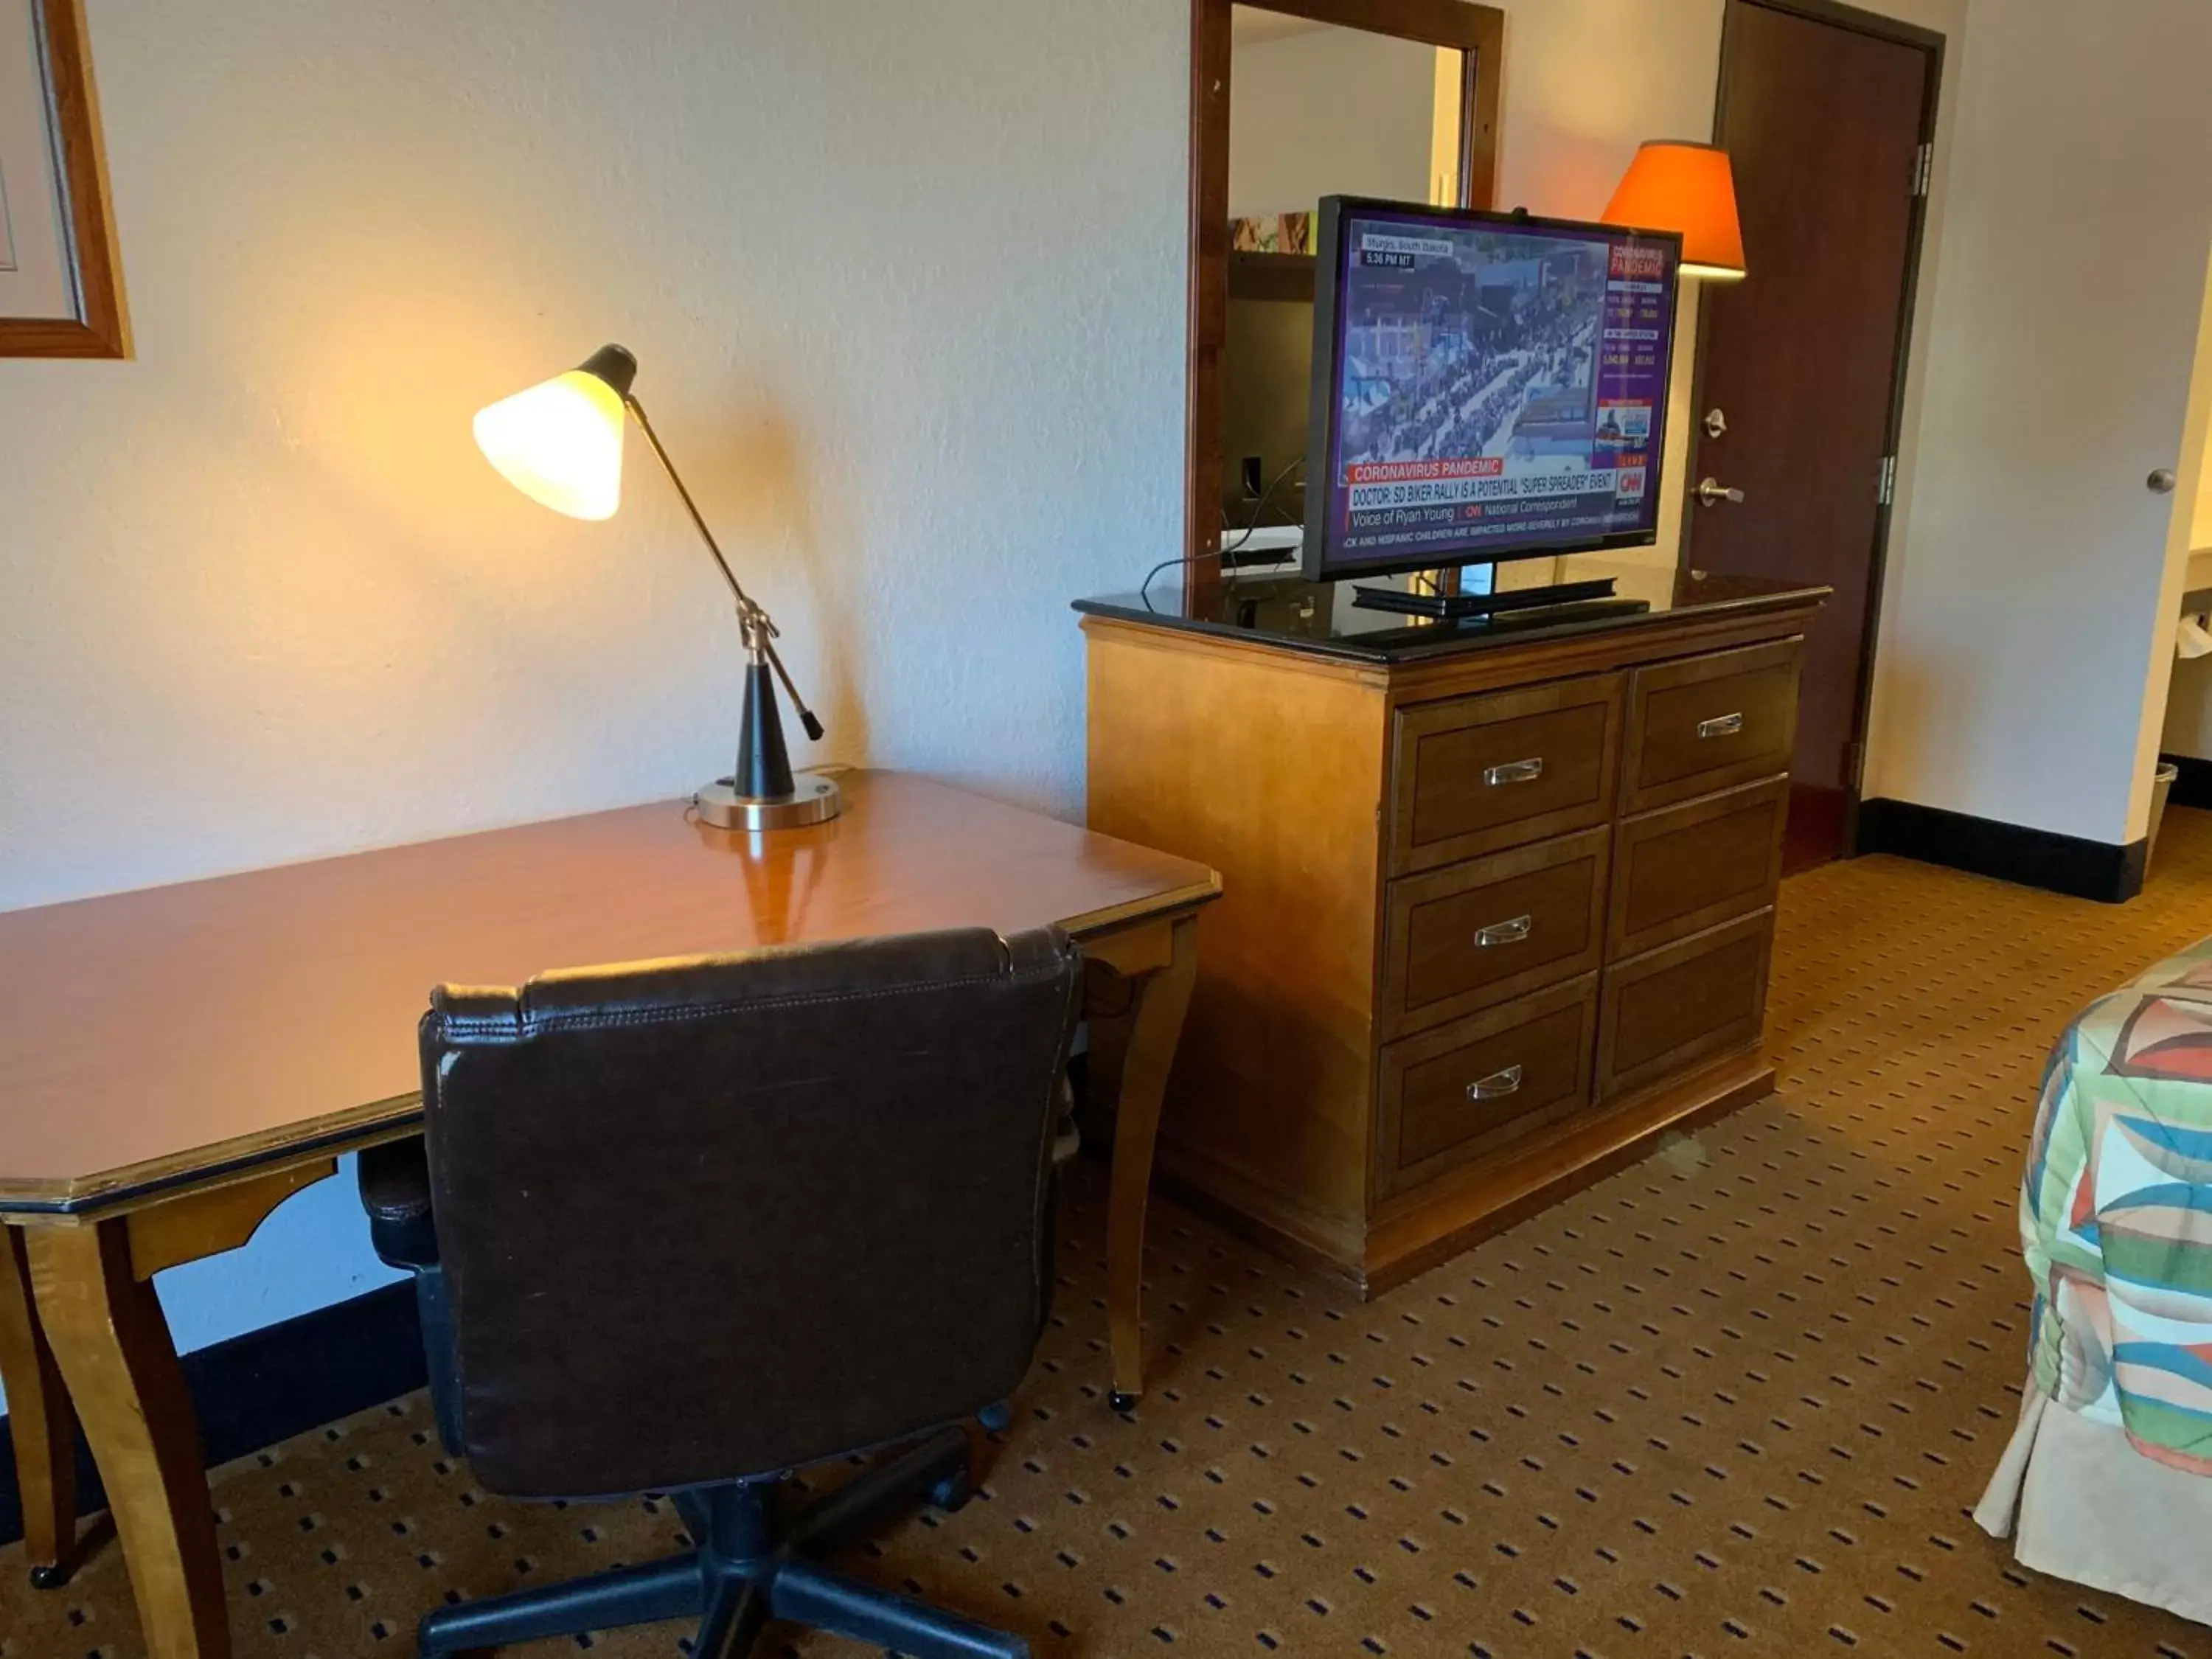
[0,0,1189,1404]
[1,0,1189,914]
[1228,25,1438,219]
[1862,0,2212,844]
[1489,0,1721,219]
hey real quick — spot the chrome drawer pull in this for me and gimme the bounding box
[1483,757,1545,786]
[1696,712,1745,740]
[1467,1065,1524,1101]
[1475,914,1533,948]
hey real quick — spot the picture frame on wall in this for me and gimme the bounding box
[0,0,122,357]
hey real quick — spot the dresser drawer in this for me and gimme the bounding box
[1378,975,1598,1199]
[1389,674,1624,873]
[1623,641,1800,814]
[1382,826,1609,1038]
[1597,909,1773,1099]
[1609,776,1788,959]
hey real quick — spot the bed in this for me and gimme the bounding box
[1976,939,2212,1624]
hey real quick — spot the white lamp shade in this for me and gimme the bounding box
[473,369,628,520]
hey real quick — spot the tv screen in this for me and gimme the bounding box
[1301,198,1683,583]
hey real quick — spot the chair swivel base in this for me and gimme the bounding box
[417,1420,1023,1659]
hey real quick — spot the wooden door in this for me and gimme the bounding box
[1686,0,1939,871]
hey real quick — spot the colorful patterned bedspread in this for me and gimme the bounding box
[2024,939,2212,1471]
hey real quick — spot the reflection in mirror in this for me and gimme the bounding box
[1228,10,1463,232]
[1220,7,1470,583]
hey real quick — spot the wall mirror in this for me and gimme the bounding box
[1184,0,1504,608]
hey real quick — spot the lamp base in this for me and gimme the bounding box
[694,771,841,832]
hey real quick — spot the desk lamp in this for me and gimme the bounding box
[473,345,838,830]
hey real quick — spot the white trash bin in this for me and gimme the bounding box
[2150,760,2180,866]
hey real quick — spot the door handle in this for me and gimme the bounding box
[1467,1065,1524,1102]
[1483,757,1545,786]
[1696,712,1745,740]
[1475,914,1533,948]
[1697,477,1746,507]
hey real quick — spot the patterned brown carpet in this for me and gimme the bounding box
[13,815,2212,1659]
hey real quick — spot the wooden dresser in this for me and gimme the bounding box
[1077,566,1828,1296]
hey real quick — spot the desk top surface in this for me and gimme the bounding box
[0,771,1219,1216]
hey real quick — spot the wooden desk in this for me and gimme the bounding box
[0,771,1219,1659]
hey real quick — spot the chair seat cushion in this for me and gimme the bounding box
[358,1136,439,1268]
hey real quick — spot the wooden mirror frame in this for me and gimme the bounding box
[1183,0,1505,609]
[1,0,126,358]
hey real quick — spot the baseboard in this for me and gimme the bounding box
[1856,796,2146,904]
[2164,753,2212,812]
[0,1281,422,1549]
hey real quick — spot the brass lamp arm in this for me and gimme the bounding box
[622,392,770,627]
[622,392,824,742]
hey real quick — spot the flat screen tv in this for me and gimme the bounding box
[1301,198,1683,584]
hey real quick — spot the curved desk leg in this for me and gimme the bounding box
[0,1224,79,1587]
[1092,912,1199,1413]
[28,1221,231,1659]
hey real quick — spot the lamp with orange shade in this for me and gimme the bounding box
[1601,141,1746,282]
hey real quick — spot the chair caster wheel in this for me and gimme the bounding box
[978,1400,1013,1434]
[1108,1389,1138,1415]
[29,1562,72,1590]
[929,1467,974,1513]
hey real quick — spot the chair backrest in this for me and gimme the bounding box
[418,925,1082,1498]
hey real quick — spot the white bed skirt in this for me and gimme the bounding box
[1976,1388,2212,1626]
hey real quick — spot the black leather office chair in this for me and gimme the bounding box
[358,925,1082,1659]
